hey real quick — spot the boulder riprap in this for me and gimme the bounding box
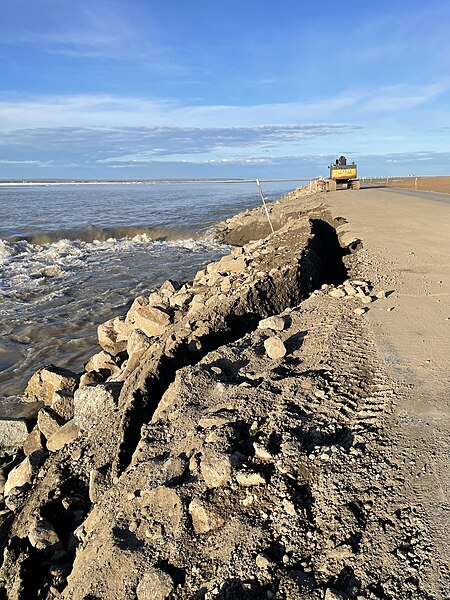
[23,365,79,405]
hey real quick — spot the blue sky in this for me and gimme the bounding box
[1,0,449,179]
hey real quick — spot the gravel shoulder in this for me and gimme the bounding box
[325,186,450,595]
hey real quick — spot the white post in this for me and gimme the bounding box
[415,177,418,189]
[256,179,274,234]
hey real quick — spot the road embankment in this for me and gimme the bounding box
[0,185,448,599]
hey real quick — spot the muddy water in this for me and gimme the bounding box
[0,181,296,401]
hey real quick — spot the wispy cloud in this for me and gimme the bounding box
[0,81,446,132]
[0,159,49,165]
[0,124,359,169]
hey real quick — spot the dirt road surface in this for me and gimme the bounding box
[326,186,450,594]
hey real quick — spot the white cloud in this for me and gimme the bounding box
[0,81,447,133]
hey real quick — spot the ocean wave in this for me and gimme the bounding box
[0,234,226,299]
[6,224,197,245]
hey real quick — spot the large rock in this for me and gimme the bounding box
[85,351,122,378]
[216,254,248,274]
[159,279,179,295]
[23,428,45,456]
[37,407,64,440]
[4,453,43,496]
[73,384,121,431]
[125,295,149,324]
[0,419,29,450]
[23,365,79,405]
[51,390,75,420]
[79,370,105,386]
[125,329,154,373]
[46,420,80,452]
[132,305,173,338]
[97,317,131,356]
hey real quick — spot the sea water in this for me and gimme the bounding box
[0,181,297,402]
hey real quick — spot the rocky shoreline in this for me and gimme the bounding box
[0,186,433,599]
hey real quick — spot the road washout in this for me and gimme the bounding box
[0,184,443,599]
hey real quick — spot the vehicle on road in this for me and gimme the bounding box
[325,156,360,191]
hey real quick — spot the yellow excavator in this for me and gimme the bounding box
[325,156,360,190]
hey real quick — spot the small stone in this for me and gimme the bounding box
[236,472,266,487]
[351,279,368,287]
[169,292,192,308]
[126,329,153,373]
[206,271,222,287]
[329,288,346,298]
[136,567,174,600]
[343,285,357,296]
[220,276,233,293]
[46,420,80,452]
[71,447,82,461]
[189,498,224,534]
[200,451,232,488]
[283,499,297,516]
[256,553,272,569]
[253,443,272,461]
[361,295,373,304]
[325,589,347,600]
[28,519,60,551]
[125,295,149,323]
[264,336,287,360]
[164,455,188,485]
[89,468,106,503]
[354,307,367,316]
[387,306,395,312]
[258,315,287,331]
[217,255,248,273]
[376,290,387,299]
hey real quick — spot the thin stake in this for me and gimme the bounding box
[256,179,274,234]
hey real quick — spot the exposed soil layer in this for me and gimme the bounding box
[0,185,447,599]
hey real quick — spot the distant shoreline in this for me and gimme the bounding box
[0,178,312,186]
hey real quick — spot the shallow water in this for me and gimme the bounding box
[0,181,297,401]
